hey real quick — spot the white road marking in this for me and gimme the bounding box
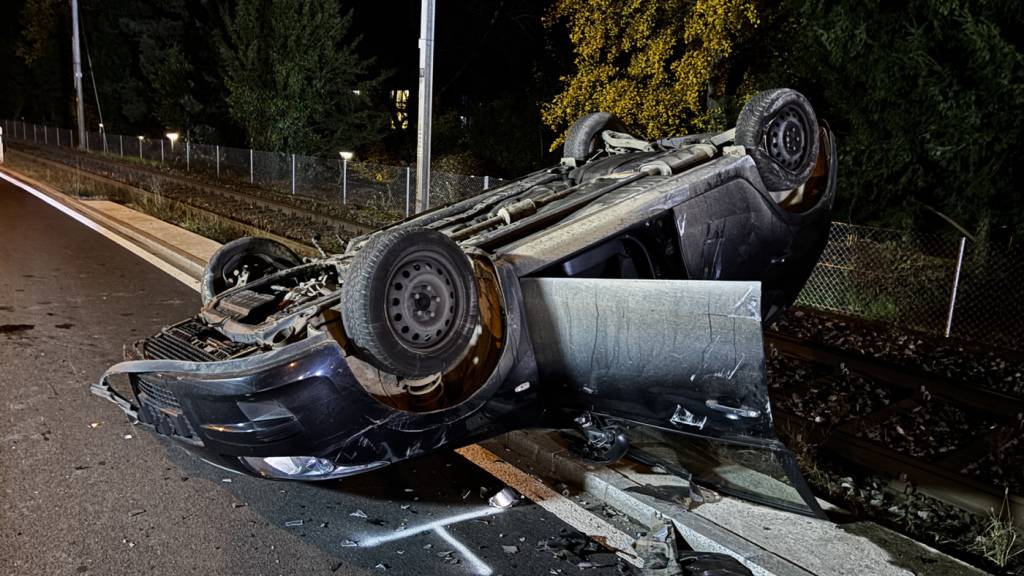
[357,507,499,576]
[456,444,642,567]
[434,526,493,576]
[0,170,200,291]
[357,507,502,547]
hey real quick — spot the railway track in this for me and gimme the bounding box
[765,333,1024,524]
[12,142,379,239]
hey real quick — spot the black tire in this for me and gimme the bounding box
[735,89,819,191]
[341,227,479,378]
[563,112,627,164]
[678,551,754,576]
[200,237,302,305]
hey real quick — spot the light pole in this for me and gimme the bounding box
[166,132,179,151]
[339,151,353,204]
[414,0,436,213]
[71,0,86,150]
[137,136,144,160]
[99,123,106,153]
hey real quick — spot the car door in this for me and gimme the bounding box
[521,277,823,517]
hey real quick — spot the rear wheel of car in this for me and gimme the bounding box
[563,112,628,165]
[735,88,819,191]
[341,227,479,378]
[200,237,302,305]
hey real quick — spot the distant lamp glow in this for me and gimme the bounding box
[339,151,354,161]
[166,132,180,151]
[98,123,104,130]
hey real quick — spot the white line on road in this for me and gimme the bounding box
[0,170,200,291]
[357,506,503,547]
[434,526,494,576]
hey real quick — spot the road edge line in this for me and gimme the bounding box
[0,168,200,290]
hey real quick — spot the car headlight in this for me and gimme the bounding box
[239,455,387,480]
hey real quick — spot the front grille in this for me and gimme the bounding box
[142,318,255,362]
[137,375,180,410]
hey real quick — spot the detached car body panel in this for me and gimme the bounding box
[95,91,835,515]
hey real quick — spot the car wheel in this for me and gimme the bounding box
[200,237,302,305]
[563,112,627,165]
[341,227,480,378]
[735,88,819,191]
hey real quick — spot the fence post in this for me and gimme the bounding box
[33,124,36,142]
[119,135,124,157]
[56,127,60,147]
[0,126,5,164]
[85,130,90,151]
[291,154,296,195]
[944,236,968,337]
[484,175,489,190]
[44,125,47,145]
[406,167,411,217]
[160,140,164,164]
[216,145,220,178]
[186,141,191,172]
[249,149,254,183]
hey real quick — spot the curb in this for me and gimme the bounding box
[485,431,814,576]
[6,149,316,257]
[0,165,206,280]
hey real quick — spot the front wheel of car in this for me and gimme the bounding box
[200,237,302,305]
[736,88,819,192]
[341,227,480,378]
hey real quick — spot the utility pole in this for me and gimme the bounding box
[414,0,436,213]
[70,0,86,150]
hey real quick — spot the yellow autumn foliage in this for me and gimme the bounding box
[542,0,759,146]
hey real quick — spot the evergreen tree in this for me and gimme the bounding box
[219,0,388,153]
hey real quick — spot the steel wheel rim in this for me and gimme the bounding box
[385,251,460,350]
[766,104,809,173]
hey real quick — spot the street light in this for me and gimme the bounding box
[166,132,179,151]
[339,151,354,204]
[99,123,106,153]
[137,135,144,160]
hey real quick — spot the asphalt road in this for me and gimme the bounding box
[0,178,630,575]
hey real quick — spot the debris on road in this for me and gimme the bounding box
[285,519,304,527]
[350,509,368,518]
[488,487,521,508]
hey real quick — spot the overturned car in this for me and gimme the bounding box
[94,89,835,516]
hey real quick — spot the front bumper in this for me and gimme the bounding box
[92,334,394,476]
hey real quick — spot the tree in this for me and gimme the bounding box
[542,0,760,143]
[756,0,1024,235]
[218,0,388,154]
[118,1,200,133]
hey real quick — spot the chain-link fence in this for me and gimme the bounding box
[0,119,507,217]
[795,222,1024,350]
